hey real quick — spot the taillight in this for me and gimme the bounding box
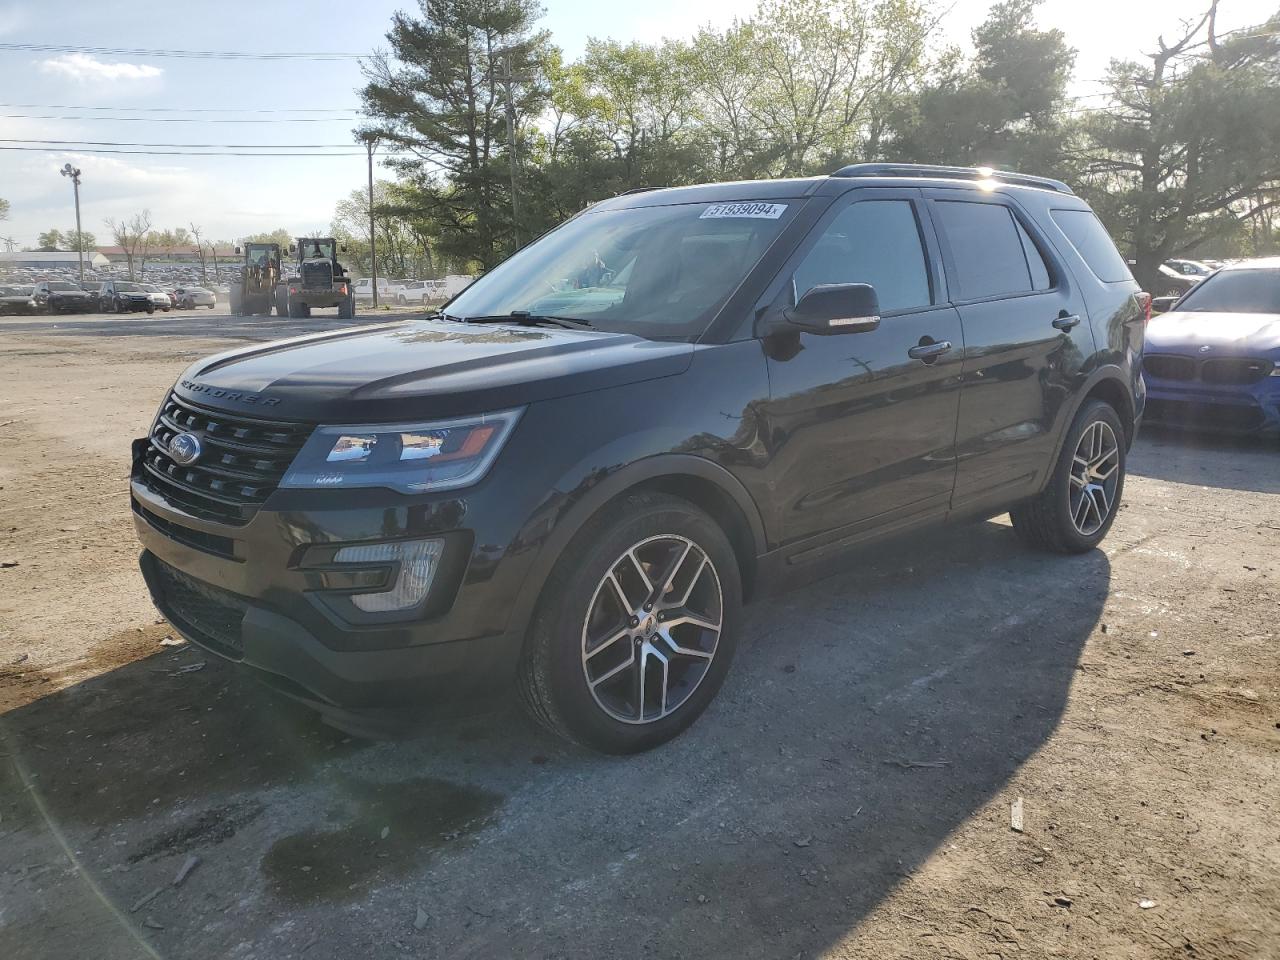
[1136,292,1152,325]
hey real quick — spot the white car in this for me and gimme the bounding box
[174,286,217,309]
[352,277,394,302]
[393,280,434,305]
[142,284,173,311]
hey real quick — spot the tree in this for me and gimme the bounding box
[243,228,293,247]
[66,228,95,253]
[359,0,552,269]
[190,223,209,283]
[0,197,9,221]
[36,229,65,251]
[884,0,1075,173]
[1075,1,1280,290]
[104,210,152,280]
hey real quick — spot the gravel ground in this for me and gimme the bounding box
[1,315,1277,960]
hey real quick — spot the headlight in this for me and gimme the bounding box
[280,408,522,493]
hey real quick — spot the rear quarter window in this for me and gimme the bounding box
[1051,209,1132,283]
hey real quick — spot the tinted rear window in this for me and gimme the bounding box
[934,200,1034,300]
[1051,209,1132,283]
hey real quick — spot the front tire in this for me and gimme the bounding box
[518,492,742,753]
[1010,399,1126,553]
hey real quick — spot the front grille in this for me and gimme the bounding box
[142,393,312,526]
[1143,354,1196,381]
[152,559,247,659]
[1201,357,1273,385]
[1145,398,1265,431]
[133,500,237,559]
[301,260,332,288]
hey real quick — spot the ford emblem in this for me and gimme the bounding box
[168,432,203,466]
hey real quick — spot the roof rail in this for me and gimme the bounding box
[830,163,1074,195]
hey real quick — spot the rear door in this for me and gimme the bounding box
[758,188,964,552]
[925,190,1094,514]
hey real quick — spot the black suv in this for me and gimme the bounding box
[132,164,1145,753]
[33,279,94,314]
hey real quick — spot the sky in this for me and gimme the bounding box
[0,0,1274,249]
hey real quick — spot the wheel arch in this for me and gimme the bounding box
[507,455,767,637]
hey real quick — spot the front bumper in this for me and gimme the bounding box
[130,454,542,712]
[1143,377,1280,435]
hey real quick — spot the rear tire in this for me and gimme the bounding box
[1010,399,1126,553]
[518,492,742,754]
[338,297,354,320]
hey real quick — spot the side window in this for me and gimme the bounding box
[1050,209,1133,283]
[791,200,931,314]
[1015,218,1052,291]
[934,200,1036,300]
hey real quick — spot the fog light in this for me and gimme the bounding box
[333,539,444,613]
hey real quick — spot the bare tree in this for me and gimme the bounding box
[189,223,209,284]
[104,210,153,280]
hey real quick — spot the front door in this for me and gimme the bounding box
[758,189,964,554]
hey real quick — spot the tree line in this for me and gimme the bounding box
[353,0,1280,292]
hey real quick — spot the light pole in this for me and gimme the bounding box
[358,132,380,309]
[60,164,84,284]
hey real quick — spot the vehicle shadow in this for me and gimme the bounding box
[0,519,1107,960]
[1129,424,1280,493]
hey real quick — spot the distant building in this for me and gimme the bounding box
[96,245,236,264]
[0,250,111,270]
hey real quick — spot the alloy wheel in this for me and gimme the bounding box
[581,535,723,724]
[1069,420,1120,536]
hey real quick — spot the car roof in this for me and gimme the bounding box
[1220,257,1280,271]
[595,163,1079,212]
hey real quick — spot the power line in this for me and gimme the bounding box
[0,102,361,113]
[0,145,412,157]
[1,114,359,123]
[1,138,362,148]
[0,146,381,156]
[0,43,361,61]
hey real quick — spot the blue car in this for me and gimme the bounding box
[1143,258,1280,436]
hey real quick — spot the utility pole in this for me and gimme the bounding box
[359,131,380,309]
[500,55,520,249]
[60,164,84,284]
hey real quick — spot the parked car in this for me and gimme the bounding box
[131,163,1144,753]
[394,280,433,305]
[352,278,394,303]
[1142,257,1280,436]
[1164,258,1216,279]
[1155,263,1201,297]
[143,284,173,312]
[0,284,39,315]
[99,280,156,313]
[174,286,217,309]
[33,279,94,314]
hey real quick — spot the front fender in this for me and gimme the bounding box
[502,453,767,636]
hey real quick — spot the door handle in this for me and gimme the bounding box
[907,339,952,362]
[1053,313,1081,331]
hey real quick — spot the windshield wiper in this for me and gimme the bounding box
[461,311,593,331]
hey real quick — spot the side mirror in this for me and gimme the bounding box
[234,246,242,255]
[288,244,296,254]
[340,244,348,253]
[1151,295,1179,314]
[786,283,881,335]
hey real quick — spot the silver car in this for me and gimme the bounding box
[174,286,217,309]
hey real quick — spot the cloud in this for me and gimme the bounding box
[38,53,164,83]
[0,5,28,37]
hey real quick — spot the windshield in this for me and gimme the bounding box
[447,200,799,340]
[116,282,142,292]
[302,239,335,260]
[1174,269,1280,314]
[48,281,79,291]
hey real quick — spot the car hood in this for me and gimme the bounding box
[175,318,695,422]
[1146,311,1280,355]
[50,290,91,297]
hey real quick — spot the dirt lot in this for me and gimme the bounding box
[1,313,1278,960]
